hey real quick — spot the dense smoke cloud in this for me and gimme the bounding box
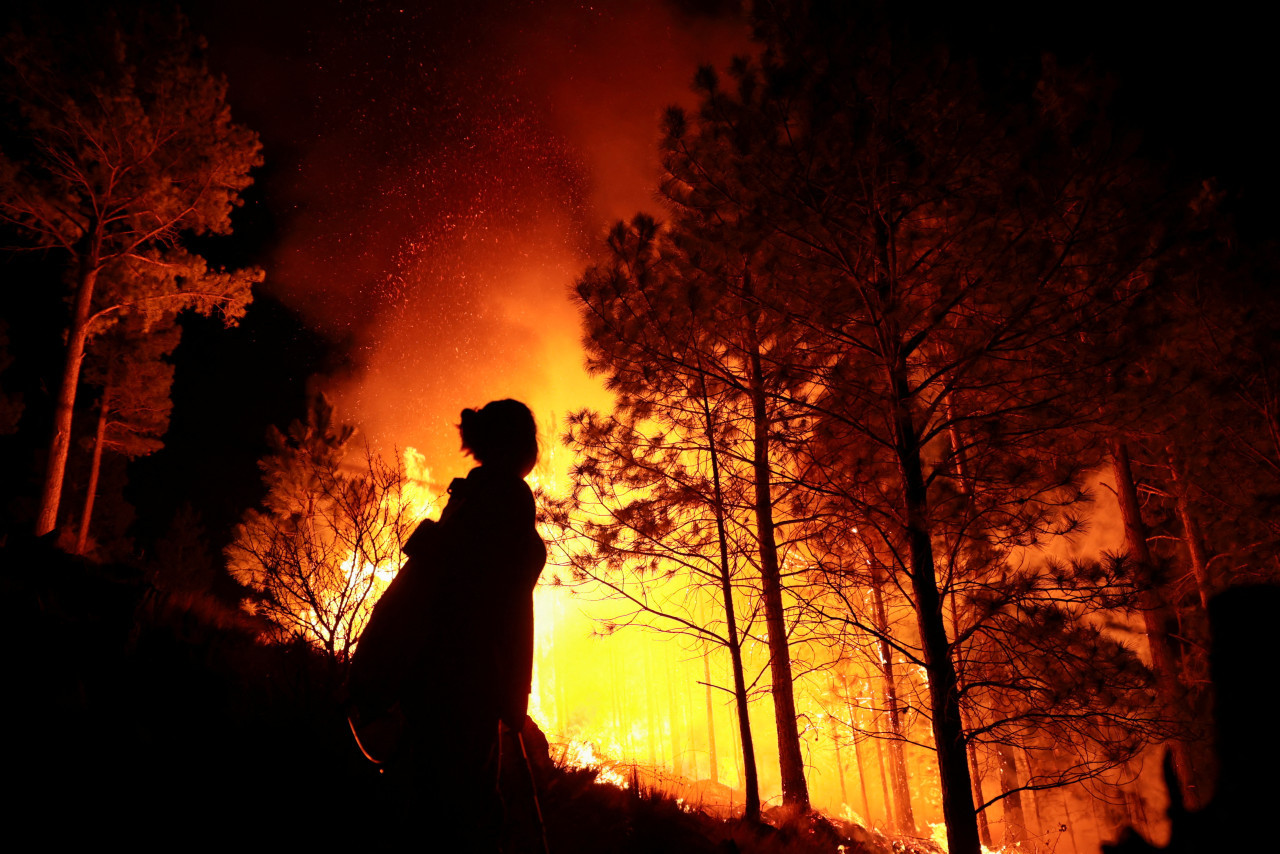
[192,0,749,475]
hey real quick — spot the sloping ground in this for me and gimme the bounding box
[1,535,931,851]
[522,764,917,854]
[515,736,932,854]
[4,534,368,843]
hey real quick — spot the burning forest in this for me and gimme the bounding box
[2,1,1278,852]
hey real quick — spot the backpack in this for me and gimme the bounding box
[345,477,469,762]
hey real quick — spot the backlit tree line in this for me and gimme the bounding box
[5,6,1277,853]
[545,4,1277,852]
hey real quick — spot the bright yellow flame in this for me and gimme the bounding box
[290,446,443,654]
[927,822,1030,854]
[556,738,631,789]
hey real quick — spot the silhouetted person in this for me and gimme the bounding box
[349,399,545,847]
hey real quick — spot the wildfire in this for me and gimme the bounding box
[276,439,1109,854]
[926,823,1028,854]
[555,738,631,790]
[289,445,442,655]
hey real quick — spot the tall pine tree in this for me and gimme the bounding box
[0,8,261,536]
[655,5,1179,848]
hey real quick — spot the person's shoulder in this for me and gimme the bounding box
[466,466,534,506]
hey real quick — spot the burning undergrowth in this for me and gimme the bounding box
[530,752,907,854]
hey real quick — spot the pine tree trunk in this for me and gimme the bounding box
[996,742,1027,843]
[733,705,745,795]
[667,657,682,777]
[969,742,992,847]
[704,652,719,784]
[1023,748,1048,840]
[871,560,917,835]
[1167,447,1212,610]
[644,652,658,768]
[724,572,762,822]
[1109,438,1200,809]
[842,676,875,825]
[610,642,627,754]
[744,300,809,814]
[37,235,101,537]
[853,732,873,826]
[829,705,849,808]
[74,386,109,555]
[874,722,894,829]
[943,395,990,847]
[685,669,699,776]
[890,359,980,854]
[699,371,761,821]
[1060,787,1081,854]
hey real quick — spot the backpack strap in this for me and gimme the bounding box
[437,477,470,525]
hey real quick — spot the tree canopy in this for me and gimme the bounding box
[226,396,428,663]
[561,3,1220,849]
[0,8,263,536]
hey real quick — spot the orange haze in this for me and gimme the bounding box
[258,2,749,477]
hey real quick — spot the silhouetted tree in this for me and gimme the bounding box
[1088,217,1274,808]
[572,212,822,814]
[74,313,179,555]
[0,8,262,536]
[654,5,1180,848]
[226,396,425,664]
[555,217,780,819]
[803,535,924,836]
[549,403,768,821]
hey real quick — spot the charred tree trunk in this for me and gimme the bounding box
[853,734,873,826]
[743,279,810,814]
[1110,438,1200,809]
[1023,748,1047,840]
[943,394,991,847]
[74,385,110,555]
[37,229,101,537]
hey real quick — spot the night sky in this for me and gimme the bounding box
[5,0,1276,548]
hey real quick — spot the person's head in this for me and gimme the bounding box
[459,399,538,476]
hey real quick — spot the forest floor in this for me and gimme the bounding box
[2,534,939,852]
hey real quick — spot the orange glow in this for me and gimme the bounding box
[289,447,443,652]
[289,436,946,831]
[250,6,1170,847]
